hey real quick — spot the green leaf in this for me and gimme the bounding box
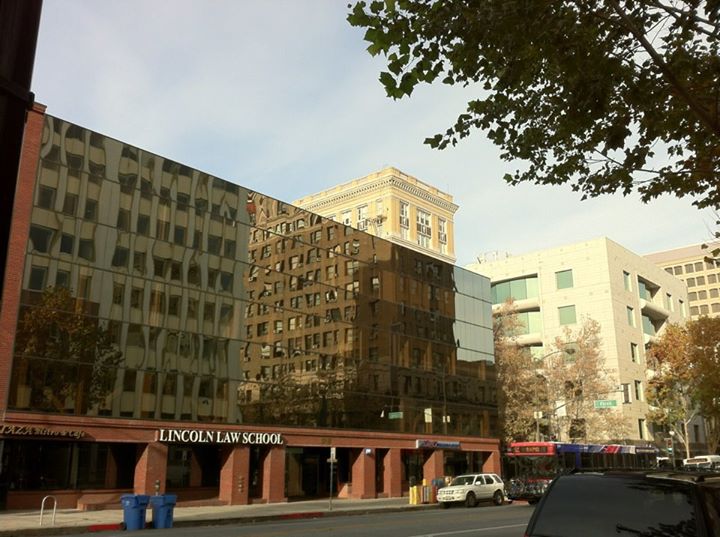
[346,0,720,209]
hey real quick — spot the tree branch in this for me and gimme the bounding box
[606,0,720,138]
[649,0,719,37]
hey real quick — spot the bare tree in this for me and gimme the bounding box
[544,318,629,443]
[494,300,541,443]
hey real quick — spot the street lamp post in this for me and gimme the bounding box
[535,346,576,441]
[669,430,676,468]
[534,411,543,441]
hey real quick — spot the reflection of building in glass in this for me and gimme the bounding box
[467,238,688,444]
[293,167,457,264]
[0,105,497,510]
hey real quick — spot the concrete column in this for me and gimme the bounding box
[383,448,403,498]
[482,450,501,475]
[219,445,250,505]
[134,442,168,495]
[262,446,286,503]
[423,449,444,484]
[351,448,376,499]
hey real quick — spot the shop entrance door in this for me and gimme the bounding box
[375,448,386,495]
[301,455,320,496]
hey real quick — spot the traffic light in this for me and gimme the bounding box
[666,437,673,452]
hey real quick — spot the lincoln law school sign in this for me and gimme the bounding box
[157,428,283,445]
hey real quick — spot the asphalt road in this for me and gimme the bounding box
[59,503,534,537]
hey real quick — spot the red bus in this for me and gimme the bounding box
[504,441,658,503]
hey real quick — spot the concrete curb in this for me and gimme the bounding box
[0,503,439,536]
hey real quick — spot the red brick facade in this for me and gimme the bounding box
[262,446,287,503]
[134,442,169,495]
[0,103,45,410]
[219,446,250,505]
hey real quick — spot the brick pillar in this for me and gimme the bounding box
[423,449,444,485]
[351,448,376,499]
[383,448,402,498]
[0,103,45,409]
[219,445,250,505]
[134,442,168,495]
[262,446,286,503]
[482,450,501,475]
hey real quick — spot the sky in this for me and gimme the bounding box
[31,0,714,267]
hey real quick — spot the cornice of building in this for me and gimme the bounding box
[386,234,457,264]
[295,170,459,215]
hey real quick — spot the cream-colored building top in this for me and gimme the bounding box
[293,167,458,264]
[466,237,689,443]
[645,242,719,319]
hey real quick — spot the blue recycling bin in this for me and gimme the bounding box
[149,494,177,529]
[120,494,149,531]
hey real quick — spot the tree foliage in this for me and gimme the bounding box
[493,300,538,443]
[688,317,720,454]
[650,318,720,454]
[13,286,122,414]
[348,1,720,208]
[646,323,697,458]
[543,318,629,443]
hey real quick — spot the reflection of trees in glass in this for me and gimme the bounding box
[14,286,122,414]
[243,368,346,427]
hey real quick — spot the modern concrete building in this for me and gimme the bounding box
[466,237,689,444]
[0,105,498,510]
[645,242,720,320]
[293,167,457,264]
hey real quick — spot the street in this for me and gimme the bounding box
[57,503,533,537]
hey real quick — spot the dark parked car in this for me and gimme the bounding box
[524,469,720,537]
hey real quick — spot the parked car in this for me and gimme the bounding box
[436,473,505,508]
[524,469,720,537]
[683,454,720,471]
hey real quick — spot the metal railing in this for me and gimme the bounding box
[39,495,57,526]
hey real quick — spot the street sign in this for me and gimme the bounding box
[388,411,403,420]
[594,399,617,409]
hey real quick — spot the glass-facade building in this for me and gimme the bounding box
[0,106,497,509]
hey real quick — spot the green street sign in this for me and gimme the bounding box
[594,399,618,409]
[388,411,404,420]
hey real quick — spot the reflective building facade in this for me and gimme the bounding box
[0,106,497,509]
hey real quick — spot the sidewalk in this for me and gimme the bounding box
[0,496,437,536]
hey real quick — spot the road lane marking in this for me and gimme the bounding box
[408,523,527,537]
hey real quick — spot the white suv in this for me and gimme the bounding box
[436,473,505,508]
